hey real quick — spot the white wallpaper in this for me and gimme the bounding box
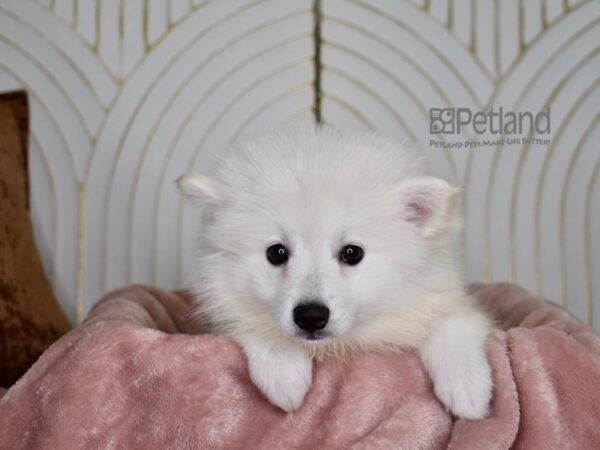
[0,0,598,327]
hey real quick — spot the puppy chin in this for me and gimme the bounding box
[288,321,354,347]
[295,331,332,345]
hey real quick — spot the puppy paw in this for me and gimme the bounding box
[240,336,312,412]
[430,349,492,420]
[419,308,493,420]
[254,360,312,412]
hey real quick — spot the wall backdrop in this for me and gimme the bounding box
[0,0,598,326]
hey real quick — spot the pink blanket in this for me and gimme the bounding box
[1,283,599,449]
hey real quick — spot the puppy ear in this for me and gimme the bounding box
[396,177,458,239]
[177,174,220,207]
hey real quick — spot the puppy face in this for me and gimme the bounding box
[223,191,403,344]
[179,129,457,347]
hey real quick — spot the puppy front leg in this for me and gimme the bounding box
[238,335,312,413]
[419,307,493,420]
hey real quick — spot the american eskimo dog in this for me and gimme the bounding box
[178,126,492,420]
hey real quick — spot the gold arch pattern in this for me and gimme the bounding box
[0,0,597,329]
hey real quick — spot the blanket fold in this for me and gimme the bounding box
[0,283,599,449]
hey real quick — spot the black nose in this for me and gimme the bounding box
[293,302,330,332]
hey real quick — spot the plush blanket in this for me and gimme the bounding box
[0,283,599,449]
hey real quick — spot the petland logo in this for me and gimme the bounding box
[429,107,550,148]
[430,107,551,135]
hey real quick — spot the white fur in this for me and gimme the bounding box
[240,333,312,412]
[178,126,493,419]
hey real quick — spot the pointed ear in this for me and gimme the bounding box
[396,177,458,239]
[177,174,220,207]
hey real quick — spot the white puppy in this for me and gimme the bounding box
[178,126,493,420]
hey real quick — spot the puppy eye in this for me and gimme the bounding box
[266,244,289,265]
[339,245,364,266]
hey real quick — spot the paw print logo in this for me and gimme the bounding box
[430,108,455,134]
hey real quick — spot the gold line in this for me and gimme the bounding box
[97,0,120,79]
[323,19,458,107]
[98,5,310,288]
[558,113,599,319]
[542,0,549,29]
[94,0,99,51]
[312,0,322,124]
[145,0,161,47]
[408,0,451,31]
[119,0,124,80]
[164,0,170,35]
[231,84,314,143]
[125,35,312,283]
[489,25,598,112]
[169,0,198,27]
[175,81,313,286]
[322,40,449,107]
[322,39,457,180]
[30,131,59,287]
[323,65,418,144]
[143,52,309,278]
[131,33,310,178]
[323,94,377,129]
[176,63,310,277]
[143,53,312,283]
[185,76,310,181]
[0,11,106,133]
[481,20,599,282]
[564,0,571,11]
[143,0,148,49]
[494,0,500,77]
[0,3,117,99]
[519,76,600,304]
[463,6,598,281]
[479,18,599,177]
[1,70,81,322]
[77,183,85,323]
[131,1,266,82]
[349,0,493,100]
[585,158,600,326]
[0,60,80,181]
[87,1,293,178]
[281,106,314,124]
[312,8,464,257]
[146,0,227,52]
[518,0,525,52]
[185,78,310,173]
[173,104,311,287]
[527,56,600,295]
[470,0,476,53]
[498,0,592,83]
